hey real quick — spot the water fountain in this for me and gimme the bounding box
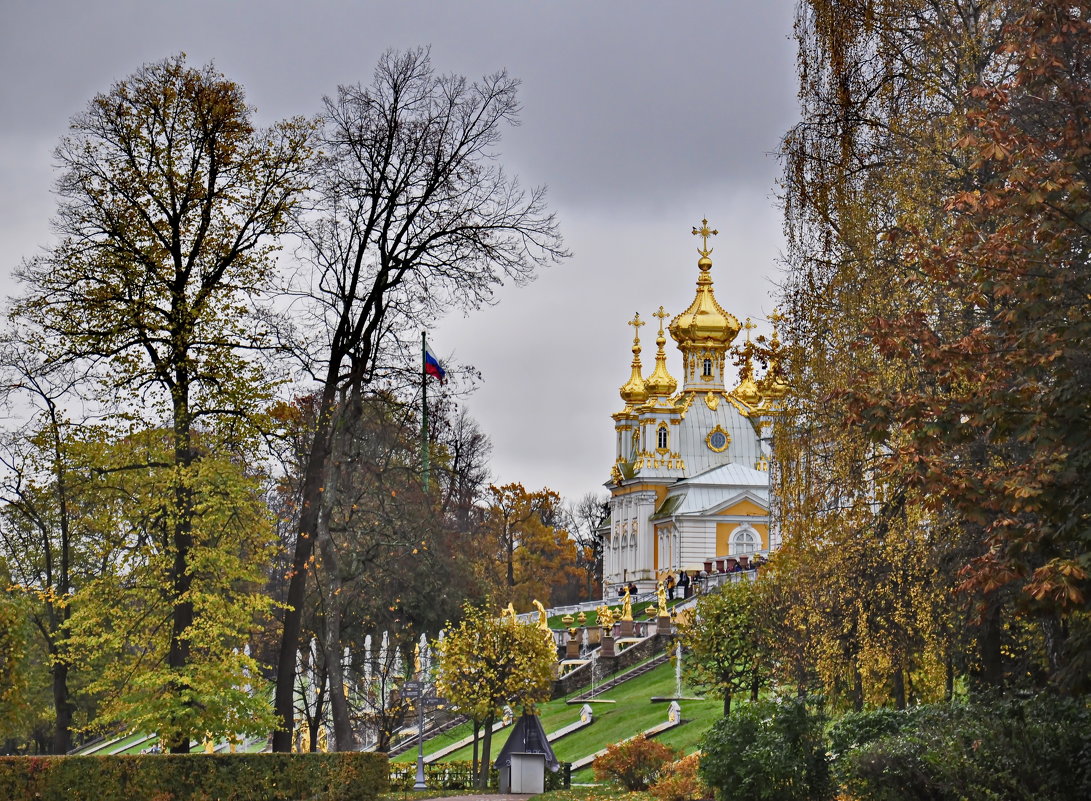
[651,641,701,702]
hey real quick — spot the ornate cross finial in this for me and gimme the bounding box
[743,317,757,341]
[692,218,719,257]
[628,312,645,344]
[652,305,670,335]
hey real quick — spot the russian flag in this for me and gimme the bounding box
[424,348,446,383]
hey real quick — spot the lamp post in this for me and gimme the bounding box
[404,679,446,791]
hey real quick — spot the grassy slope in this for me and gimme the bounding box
[395,660,723,783]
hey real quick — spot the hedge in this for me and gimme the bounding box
[0,751,388,801]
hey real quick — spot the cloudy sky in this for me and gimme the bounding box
[0,0,797,504]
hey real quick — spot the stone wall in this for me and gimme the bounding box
[550,631,674,699]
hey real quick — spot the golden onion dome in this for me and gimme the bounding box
[732,317,762,406]
[669,224,740,348]
[757,313,789,401]
[759,373,789,401]
[645,306,677,397]
[619,313,648,405]
[734,375,762,406]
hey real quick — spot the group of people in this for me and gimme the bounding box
[613,556,769,603]
[662,571,690,600]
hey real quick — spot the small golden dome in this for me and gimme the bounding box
[645,306,677,397]
[619,312,648,405]
[732,317,761,406]
[669,235,740,349]
[734,375,762,406]
[757,313,789,401]
[758,374,789,401]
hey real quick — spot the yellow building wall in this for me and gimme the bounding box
[716,498,766,517]
[715,522,769,555]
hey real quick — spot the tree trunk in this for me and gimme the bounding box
[319,583,355,750]
[471,720,480,779]
[49,409,74,755]
[273,389,337,752]
[750,671,760,703]
[506,520,515,589]
[723,692,731,716]
[892,666,906,710]
[51,657,73,754]
[1040,612,1066,680]
[167,382,195,754]
[316,446,356,751]
[978,600,1004,689]
[478,715,494,789]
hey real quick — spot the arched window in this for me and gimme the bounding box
[657,425,668,450]
[731,528,758,555]
[702,358,713,377]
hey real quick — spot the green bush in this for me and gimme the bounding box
[0,751,387,801]
[699,696,832,801]
[593,734,680,790]
[827,705,925,758]
[834,694,1091,801]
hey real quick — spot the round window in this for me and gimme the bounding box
[710,431,727,449]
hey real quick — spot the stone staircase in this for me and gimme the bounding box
[569,651,671,701]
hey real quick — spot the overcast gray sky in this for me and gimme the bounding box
[0,0,797,504]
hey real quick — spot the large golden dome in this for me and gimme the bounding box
[668,253,740,348]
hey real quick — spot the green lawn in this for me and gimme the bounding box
[397,659,724,781]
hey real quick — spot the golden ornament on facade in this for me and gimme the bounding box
[704,391,719,410]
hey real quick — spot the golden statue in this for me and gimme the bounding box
[413,643,422,677]
[502,602,518,624]
[621,586,634,621]
[532,599,550,630]
[596,604,615,630]
[657,581,668,616]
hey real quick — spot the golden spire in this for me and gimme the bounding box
[645,306,677,397]
[733,317,761,406]
[619,312,648,405]
[670,219,740,351]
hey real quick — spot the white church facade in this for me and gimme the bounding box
[601,221,787,595]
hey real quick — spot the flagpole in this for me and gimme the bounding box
[421,331,430,491]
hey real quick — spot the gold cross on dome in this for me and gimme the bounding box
[628,312,645,343]
[692,218,719,257]
[653,305,670,335]
[743,317,756,341]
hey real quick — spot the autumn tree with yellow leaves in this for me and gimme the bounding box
[773,0,1091,706]
[434,604,555,789]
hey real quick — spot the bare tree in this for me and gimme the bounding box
[564,492,610,600]
[272,48,567,750]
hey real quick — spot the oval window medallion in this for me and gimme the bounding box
[706,425,730,453]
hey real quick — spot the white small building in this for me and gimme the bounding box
[601,222,786,596]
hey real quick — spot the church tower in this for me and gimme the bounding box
[669,220,740,394]
[601,220,780,596]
